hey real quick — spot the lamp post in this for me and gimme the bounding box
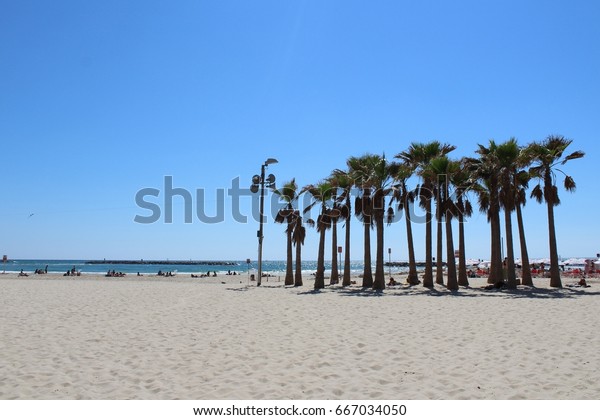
[251,158,278,286]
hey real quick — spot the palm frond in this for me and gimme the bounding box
[550,185,561,205]
[464,200,473,218]
[386,207,395,225]
[530,184,543,203]
[562,150,585,163]
[564,175,576,192]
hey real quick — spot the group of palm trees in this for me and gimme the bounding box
[272,135,584,291]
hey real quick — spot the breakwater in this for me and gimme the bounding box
[86,260,237,266]
[384,261,446,267]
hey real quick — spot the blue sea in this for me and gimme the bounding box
[4,258,589,277]
[2,259,378,277]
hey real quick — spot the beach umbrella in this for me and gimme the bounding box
[563,258,587,266]
[465,258,480,266]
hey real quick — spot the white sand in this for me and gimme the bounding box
[0,273,598,400]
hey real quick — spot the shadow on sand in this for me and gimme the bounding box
[290,284,600,300]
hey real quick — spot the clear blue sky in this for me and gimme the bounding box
[1,0,599,261]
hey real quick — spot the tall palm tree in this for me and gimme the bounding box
[392,164,420,285]
[304,182,333,290]
[397,141,456,288]
[431,162,446,285]
[330,169,355,287]
[290,210,305,287]
[348,155,376,288]
[527,135,584,288]
[451,160,474,287]
[514,168,534,286]
[425,156,459,290]
[273,179,300,286]
[327,179,342,285]
[497,139,521,289]
[466,141,504,285]
[367,154,401,290]
[497,139,537,287]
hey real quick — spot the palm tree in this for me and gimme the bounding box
[435,181,445,286]
[451,160,474,287]
[348,154,400,290]
[392,164,420,285]
[369,154,401,290]
[426,156,459,290]
[497,139,521,289]
[290,210,305,287]
[527,135,585,288]
[330,169,355,287]
[348,155,376,288]
[466,142,504,285]
[397,142,456,288]
[430,162,446,285]
[327,179,342,285]
[304,182,333,290]
[273,179,300,286]
[514,168,534,286]
[497,139,538,288]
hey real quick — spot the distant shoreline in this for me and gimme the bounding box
[85,260,237,266]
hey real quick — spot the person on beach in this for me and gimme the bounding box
[19,269,28,277]
[567,278,591,288]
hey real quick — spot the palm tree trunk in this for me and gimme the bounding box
[342,203,352,287]
[315,228,326,290]
[457,208,469,287]
[436,201,444,285]
[404,198,419,285]
[504,208,517,289]
[362,221,373,288]
[285,225,294,285]
[546,199,562,288]
[488,206,504,284]
[445,207,458,291]
[330,218,339,285]
[516,203,533,286]
[373,214,385,290]
[294,238,303,287]
[423,198,434,288]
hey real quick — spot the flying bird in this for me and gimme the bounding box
[28,213,34,218]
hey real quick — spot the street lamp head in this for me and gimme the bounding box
[265,158,278,166]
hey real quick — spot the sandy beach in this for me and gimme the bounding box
[0,272,598,400]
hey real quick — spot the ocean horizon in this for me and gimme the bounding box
[3,257,595,276]
[1,258,370,276]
